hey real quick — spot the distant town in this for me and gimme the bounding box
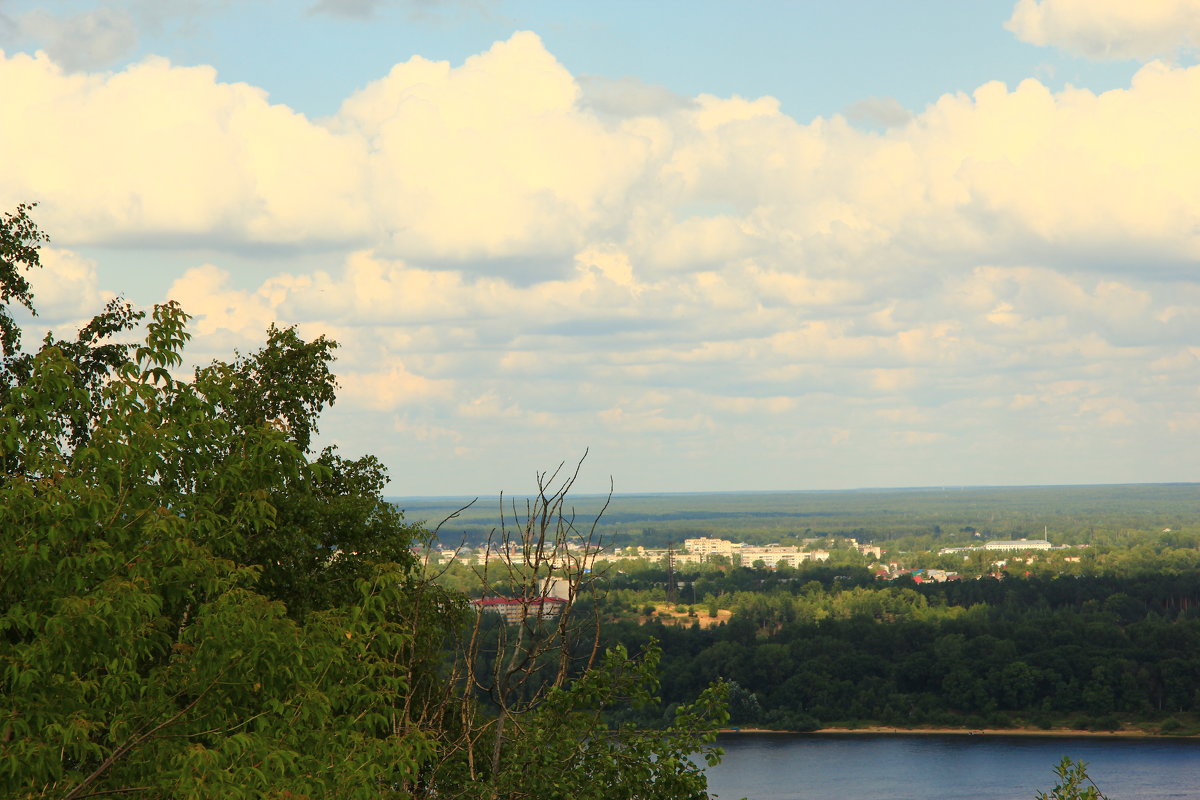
[424,533,1082,587]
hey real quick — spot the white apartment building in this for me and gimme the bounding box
[684,538,830,568]
[683,537,736,559]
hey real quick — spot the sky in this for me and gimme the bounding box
[1,0,1199,496]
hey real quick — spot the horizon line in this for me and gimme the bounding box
[387,480,1200,502]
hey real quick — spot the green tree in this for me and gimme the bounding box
[476,644,727,800]
[0,202,44,357]
[0,207,727,799]
[1035,758,1107,800]
[1,303,430,798]
[0,202,147,450]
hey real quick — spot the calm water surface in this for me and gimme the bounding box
[703,733,1200,800]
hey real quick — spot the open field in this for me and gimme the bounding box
[639,603,731,629]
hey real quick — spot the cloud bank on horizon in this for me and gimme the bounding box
[1,0,1198,494]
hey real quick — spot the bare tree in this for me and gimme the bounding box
[406,453,614,796]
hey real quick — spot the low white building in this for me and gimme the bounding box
[982,538,1053,552]
[940,538,1055,556]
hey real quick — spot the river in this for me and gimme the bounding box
[703,733,1200,800]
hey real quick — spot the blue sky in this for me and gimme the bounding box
[1,1,1145,121]
[1,0,1199,495]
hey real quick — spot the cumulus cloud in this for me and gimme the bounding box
[7,31,1200,489]
[0,52,371,246]
[1006,0,1200,60]
[9,32,1200,275]
[10,246,117,354]
[165,264,281,337]
[326,32,660,270]
[12,247,112,326]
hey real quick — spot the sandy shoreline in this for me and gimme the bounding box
[719,726,1197,739]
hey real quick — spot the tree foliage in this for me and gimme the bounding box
[1,302,431,797]
[478,643,726,800]
[1035,758,1107,800]
[0,202,44,357]
[0,207,726,799]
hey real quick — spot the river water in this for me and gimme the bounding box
[703,733,1200,800]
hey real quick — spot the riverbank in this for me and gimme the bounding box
[719,725,1199,738]
[819,725,1189,738]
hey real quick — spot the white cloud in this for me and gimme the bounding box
[1006,0,1200,60]
[326,32,658,269]
[10,246,115,350]
[165,264,280,336]
[0,52,370,246]
[6,31,1200,490]
[339,358,453,410]
[25,247,112,321]
[7,33,1200,276]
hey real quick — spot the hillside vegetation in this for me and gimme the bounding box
[0,206,725,800]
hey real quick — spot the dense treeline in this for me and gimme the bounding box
[595,571,1200,732]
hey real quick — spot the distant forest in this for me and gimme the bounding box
[394,483,1200,549]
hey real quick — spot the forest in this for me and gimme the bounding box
[555,546,1200,735]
